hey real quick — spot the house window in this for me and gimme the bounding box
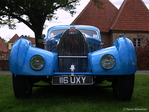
[133,38,141,47]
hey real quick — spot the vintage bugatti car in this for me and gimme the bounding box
[9,25,137,101]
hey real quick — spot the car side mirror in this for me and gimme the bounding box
[41,34,46,39]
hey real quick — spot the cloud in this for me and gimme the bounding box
[143,0,149,4]
[110,0,149,9]
[0,22,34,41]
[110,0,123,4]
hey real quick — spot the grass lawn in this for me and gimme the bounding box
[0,74,148,112]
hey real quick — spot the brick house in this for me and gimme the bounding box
[8,34,36,50]
[71,0,149,47]
[0,37,9,53]
[0,37,9,70]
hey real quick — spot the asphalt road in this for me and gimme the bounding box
[0,70,149,75]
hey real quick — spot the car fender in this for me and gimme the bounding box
[9,36,31,74]
[113,35,137,74]
[9,37,58,76]
[88,36,137,75]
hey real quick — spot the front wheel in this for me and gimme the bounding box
[12,74,33,98]
[112,74,135,101]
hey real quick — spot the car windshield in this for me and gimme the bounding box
[49,29,98,39]
[79,29,98,38]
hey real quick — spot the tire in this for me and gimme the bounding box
[12,74,33,98]
[112,74,135,101]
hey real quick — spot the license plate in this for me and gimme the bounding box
[52,76,93,85]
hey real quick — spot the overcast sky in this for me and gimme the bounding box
[0,0,149,41]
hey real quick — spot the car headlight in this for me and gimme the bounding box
[100,54,115,69]
[30,55,44,70]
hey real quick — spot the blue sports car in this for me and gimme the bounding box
[9,25,137,101]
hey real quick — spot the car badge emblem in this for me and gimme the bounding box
[70,64,75,76]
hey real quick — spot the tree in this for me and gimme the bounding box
[1,38,8,46]
[0,0,103,48]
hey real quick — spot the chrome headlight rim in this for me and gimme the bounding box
[30,55,44,70]
[100,54,116,70]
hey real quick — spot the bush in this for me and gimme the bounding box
[135,39,149,70]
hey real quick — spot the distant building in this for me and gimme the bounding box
[0,37,9,53]
[8,34,36,50]
[0,37,9,70]
[71,0,149,47]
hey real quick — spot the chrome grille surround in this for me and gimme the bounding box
[58,29,88,72]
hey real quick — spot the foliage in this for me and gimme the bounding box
[1,38,8,45]
[0,0,79,48]
[92,0,104,9]
[0,0,103,48]
[0,74,149,112]
[135,38,149,70]
[0,0,79,28]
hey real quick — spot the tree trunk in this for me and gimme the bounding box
[28,15,47,49]
[34,29,44,49]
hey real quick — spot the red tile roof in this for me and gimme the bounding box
[26,37,35,44]
[110,0,149,31]
[71,0,118,32]
[8,34,36,44]
[0,37,9,53]
[8,34,20,43]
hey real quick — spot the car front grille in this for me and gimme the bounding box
[58,29,88,72]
